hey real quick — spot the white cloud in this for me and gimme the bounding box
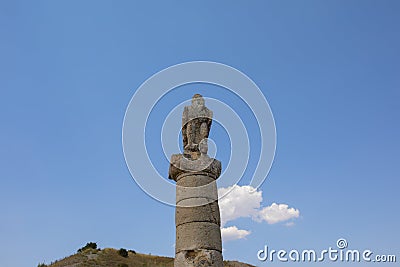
[218,185,262,227]
[256,203,300,224]
[218,185,300,242]
[285,222,295,227]
[221,226,251,242]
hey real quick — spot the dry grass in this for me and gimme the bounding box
[46,247,254,267]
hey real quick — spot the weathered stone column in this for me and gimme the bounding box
[169,94,223,267]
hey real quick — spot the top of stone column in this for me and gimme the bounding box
[169,94,221,181]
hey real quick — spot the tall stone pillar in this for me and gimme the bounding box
[169,94,223,267]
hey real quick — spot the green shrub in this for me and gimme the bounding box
[37,263,47,267]
[118,248,128,258]
[77,242,98,252]
[118,264,128,267]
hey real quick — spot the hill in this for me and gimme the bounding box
[39,246,255,267]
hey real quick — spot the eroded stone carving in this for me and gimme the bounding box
[182,94,213,158]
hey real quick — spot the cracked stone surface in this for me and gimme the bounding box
[175,249,223,267]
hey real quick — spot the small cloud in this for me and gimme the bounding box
[221,226,251,242]
[285,221,295,227]
[256,203,300,224]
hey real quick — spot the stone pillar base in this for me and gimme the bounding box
[175,249,223,267]
[169,154,223,267]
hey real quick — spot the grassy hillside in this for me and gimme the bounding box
[40,245,255,267]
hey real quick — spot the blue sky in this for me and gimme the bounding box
[1,1,399,266]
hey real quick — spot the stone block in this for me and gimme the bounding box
[176,174,215,187]
[176,180,218,205]
[176,201,221,226]
[176,222,222,253]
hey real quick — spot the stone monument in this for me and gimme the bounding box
[169,94,223,267]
